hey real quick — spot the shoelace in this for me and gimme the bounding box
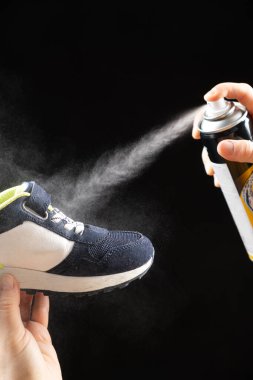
[50,208,84,235]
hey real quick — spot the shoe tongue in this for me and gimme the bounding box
[11,182,30,196]
[21,181,55,212]
[20,181,31,193]
[24,181,52,216]
[0,182,31,210]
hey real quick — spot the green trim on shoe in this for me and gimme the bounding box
[0,184,30,211]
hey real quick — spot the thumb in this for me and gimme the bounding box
[217,140,253,163]
[0,274,25,340]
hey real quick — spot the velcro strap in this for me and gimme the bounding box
[26,182,51,216]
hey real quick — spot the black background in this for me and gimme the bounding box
[1,2,253,379]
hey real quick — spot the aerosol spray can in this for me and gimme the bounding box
[198,98,253,260]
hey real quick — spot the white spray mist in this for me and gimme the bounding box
[0,106,201,217]
[46,107,200,215]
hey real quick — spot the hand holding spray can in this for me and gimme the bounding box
[198,98,253,260]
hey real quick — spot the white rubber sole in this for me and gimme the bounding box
[0,257,153,293]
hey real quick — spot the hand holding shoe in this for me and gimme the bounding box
[0,273,62,380]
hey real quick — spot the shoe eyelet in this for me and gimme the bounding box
[22,201,49,221]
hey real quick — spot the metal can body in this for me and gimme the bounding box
[198,100,253,260]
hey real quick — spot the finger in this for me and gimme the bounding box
[217,139,253,163]
[20,291,34,322]
[204,82,253,117]
[202,147,214,176]
[0,274,25,340]
[213,175,220,188]
[30,292,49,328]
[25,321,52,345]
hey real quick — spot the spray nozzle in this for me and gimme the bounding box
[207,98,227,112]
[205,98,232,120]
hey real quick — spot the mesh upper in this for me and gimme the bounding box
[89,230,141,259]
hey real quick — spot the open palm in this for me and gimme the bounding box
[0,274,62,380]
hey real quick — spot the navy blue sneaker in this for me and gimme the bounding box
[0,181,154,295]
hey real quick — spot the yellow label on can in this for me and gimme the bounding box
[239,166,253,227]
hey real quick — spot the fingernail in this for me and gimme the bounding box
[204,89,217,99]
[221,140,234,154]
[0,274,14,290]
